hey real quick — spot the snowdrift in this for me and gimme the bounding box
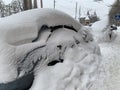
[90,16,120,90]
[0,8,101,90]
[90,31,120,90]
[91,17,117,43]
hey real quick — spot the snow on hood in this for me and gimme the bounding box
[0,8,101,90]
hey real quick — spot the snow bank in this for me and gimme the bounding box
[117,27,120,32]
[90,31,120,90]
[30,41,101,90]
[91,17,117,43]
[0,8,101,90]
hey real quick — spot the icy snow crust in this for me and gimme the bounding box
[0,8,101,90]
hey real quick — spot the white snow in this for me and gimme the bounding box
[1,0,120,90]
[90,31,120,90]
[0,8,82,45]
[0,8,81,83]
[0,8,101,90]
[91,17,109,32]
[1,1,120,90]
[91,16,117,43]
[30,41,101,90]
[88,10,120,90]
[91,17,108,42]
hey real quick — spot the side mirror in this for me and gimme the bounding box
[110,25,117,31]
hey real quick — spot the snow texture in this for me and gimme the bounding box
[0,8,101,90]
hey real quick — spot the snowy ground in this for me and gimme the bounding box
[90,31,120,90]
[87,14,120,90]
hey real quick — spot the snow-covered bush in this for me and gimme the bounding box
[0,0,23,17]
[0,8,101,90]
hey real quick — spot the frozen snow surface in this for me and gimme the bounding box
[0,8,101,90]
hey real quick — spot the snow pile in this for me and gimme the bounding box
[0,8,81,83]
[91,17,117,43]
[117,27,120,32]
[90,31,120,90]
[0,8,101,90]
[30,40,101,90]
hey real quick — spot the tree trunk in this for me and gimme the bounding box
[29,0,32,9]
[23,0,32,10]
[34,0,37,8]
[40,0,43,8]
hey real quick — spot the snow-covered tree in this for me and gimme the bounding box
[0,0,23,17]
[0,0,5,17]
[11,0,23,13]
[0,0,43,17]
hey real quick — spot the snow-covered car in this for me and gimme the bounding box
[0,8,101,90]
